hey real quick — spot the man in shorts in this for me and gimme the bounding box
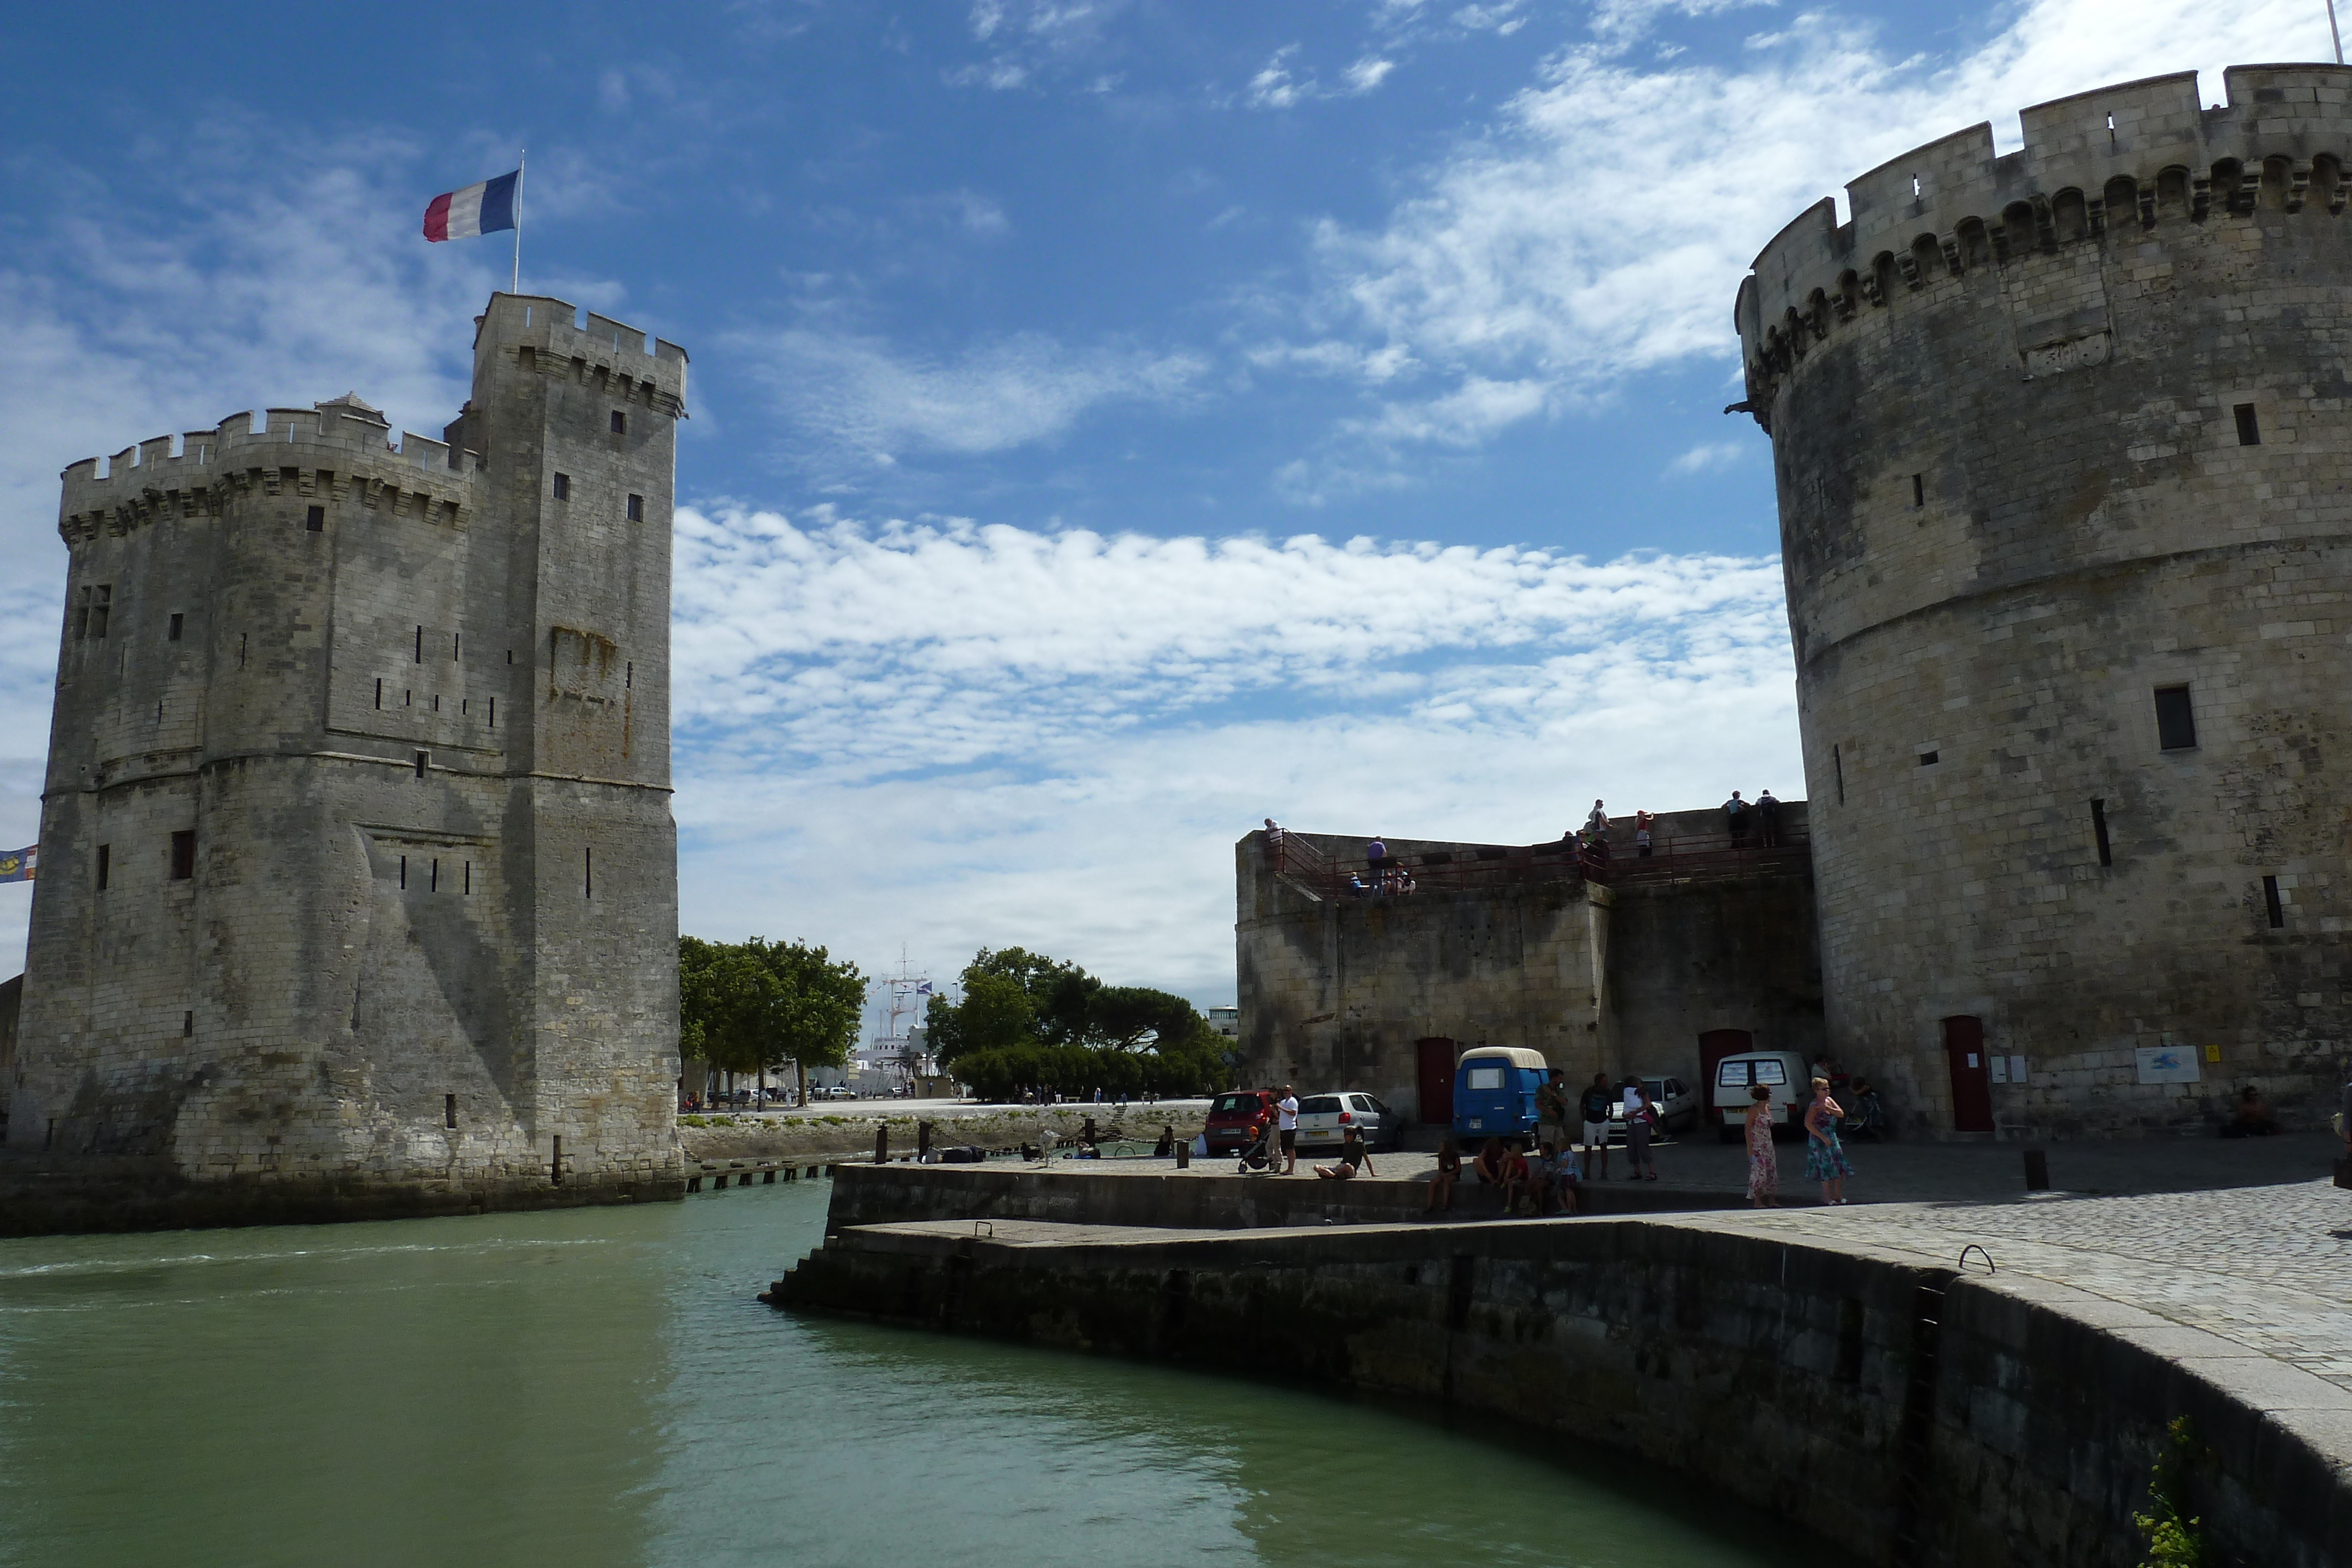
[1579,1071,1615,1181]
[1276,1085,1301,1175]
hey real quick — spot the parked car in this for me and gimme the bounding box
[1452,1047,1549,1145]
[1202,1089,1278,1155]
[1710,1050,1811,1141]
[1294,1091,1398,1152]
[1605,1076,1699,1141]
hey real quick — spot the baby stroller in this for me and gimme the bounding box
[1237,1119,1275,1173]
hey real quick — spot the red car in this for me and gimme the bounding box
[1202,1088,1278,1156]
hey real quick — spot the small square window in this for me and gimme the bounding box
[627,493,644,522]
[1917,750,1939,767]
[2233,404,2260,446]
[610,410,627,434]
[169,830,195,881]
[305,504,325,531]
[552,472,570,500]
[2154,686,2197,750]
[168,613,183,642]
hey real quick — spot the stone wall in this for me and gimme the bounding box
[4,293,686,1212]
[775,1211,2352,1568]
[1236,807,1822,1121]
[1736,65,2352,1135]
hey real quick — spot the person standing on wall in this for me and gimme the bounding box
[1277,1084,1301,1175]
[1805,1076,1856,1205]
[1366,835,1389,883]
[1745,1084,1780,1207]
[1756,788,1782,848]
[1723,791,1750,849]
[1619,1075,1659,1181]
[1536,1068,1571,1158]
[1634,810,1654,859]
[1585,800,1609,842]
[1579,1072,1615,1180]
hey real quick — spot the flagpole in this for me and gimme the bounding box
[2331,0,2346,65]
[513,149,526,294]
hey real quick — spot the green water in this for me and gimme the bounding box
[0,1183,1805,1568]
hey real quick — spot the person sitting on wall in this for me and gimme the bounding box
[1314,1127,1377,1180]
[2220,1085,2281,1138]
[1348,873,1372,896]
[1497,1144,1535,1214]
[1470,1137,1508,1186]
[1153,1125,1176,1158]
[1425,1136,1462,1213]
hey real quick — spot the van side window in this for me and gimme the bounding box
[1466,1066,1505,1089]
[1754,1059,1787,1085]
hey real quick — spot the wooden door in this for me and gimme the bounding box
[1415,1038,1456,1125]
[1942,1015,1994,1133]
[1698,1029,1753,1096]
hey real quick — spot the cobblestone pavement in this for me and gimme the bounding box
[1713,1182,2352,1393]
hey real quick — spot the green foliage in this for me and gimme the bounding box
[679,935,866,1078]
[921,945,1231,1099]
[2134,1417,2211,1568]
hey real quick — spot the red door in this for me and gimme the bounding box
[1415,1038,1456,1125]
[1698,1029,1753,1096]
[1942,1016,1994,1132]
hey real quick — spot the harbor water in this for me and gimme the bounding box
[0,1179,1807,1567]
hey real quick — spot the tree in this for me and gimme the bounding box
[677,935,866,1106]
[922,946,1231,1101]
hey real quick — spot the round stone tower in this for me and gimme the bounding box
[1736,65,2352,1136]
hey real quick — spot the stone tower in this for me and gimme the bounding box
[6,293,687,1215]
[1736,66,2352,1136]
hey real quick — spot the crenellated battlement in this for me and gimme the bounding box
[1735,63,2352,423]
[473,293,689,418]
[58,393,483,544]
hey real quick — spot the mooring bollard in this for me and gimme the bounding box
[2023,1148,2050,1191]
[918,1119,934,1160]
[1175,1139,1190,1169]
[873,1126,889,1165]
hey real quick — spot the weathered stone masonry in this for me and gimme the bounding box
[4,293,686,1213]
[1738,65,2352,1135]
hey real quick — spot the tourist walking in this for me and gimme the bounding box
[1756,788,1783,848]
[1426,1135,1462,1213]
[1724,791,1750,848]
[1536,1068,1571,1156]
[1620,1076,1659,1180]
[1745,1085,1780,1206]
[1579,1072,1615,1179]
[1805,1076,1855,1203]
[1277,1084,1301,1174]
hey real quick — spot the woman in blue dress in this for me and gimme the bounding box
[1804,1076,1855,1205]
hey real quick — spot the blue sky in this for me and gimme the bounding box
[0,0,2336,1018]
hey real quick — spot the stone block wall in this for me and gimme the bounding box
[4,293,686,1211]
[1738,65,2352,1135]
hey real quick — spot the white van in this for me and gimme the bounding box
[1710,1051,1812,1140]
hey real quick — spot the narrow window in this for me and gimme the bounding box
[430,858,439,892]
[89,584,112,640]
[610,410,627,434]
[460,698,468,716]
[2262,874,2285,928]
[169,830,195,881]
[182,1011,194,1038]
[305,504,325,531]
[168,613,183,642]
[432,694,440,713]
[463,860,472,895]
[488,697,496,728]
[239,633,248,667]
[1917,750,1939,767]
[552,1134,564,1185]
[375,678,382,710]
[2154,686,2198,750]
[552,472,570,500]
[445,1094,457,1129]
[414,626,423,663]
[626,661,633,689]
[399,854,407,890]
[1832,744,1845,804]
[626,493,644,521]
[2090,798,2112,866]
[96,843,111,891]
[415,750,429,778]
[1910,473,1924,507]
[75,586,90,640]
[405,689,413,707]
[2233,404,2261,446]
[506,648,514,665]
[584,846,593,899]
[452,633,460,662]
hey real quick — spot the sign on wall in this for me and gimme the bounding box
[2134,1045,2202,1084]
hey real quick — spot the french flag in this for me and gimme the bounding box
[422,170,520,243]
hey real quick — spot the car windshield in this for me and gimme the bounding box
[1466,1066,1504,1090]
[1300,1095,1342,1113]
[1212,1094,1258,1114]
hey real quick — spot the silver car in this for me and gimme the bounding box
[1293,1091,1396,1152]
[1604,1076,1699,1141]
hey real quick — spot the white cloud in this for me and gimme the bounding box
[1284,0,2333,484]
[1245,45,1398,110]
[1344,56,1398,92]
[671,504,1799,996]
[1248,46,1309,109]
[741,329,1205,460]
[1668,439,1749,475]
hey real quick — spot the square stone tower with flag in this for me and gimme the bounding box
[5,293,687,1217]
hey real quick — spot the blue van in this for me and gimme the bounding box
[1452,1047,1550,1144]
